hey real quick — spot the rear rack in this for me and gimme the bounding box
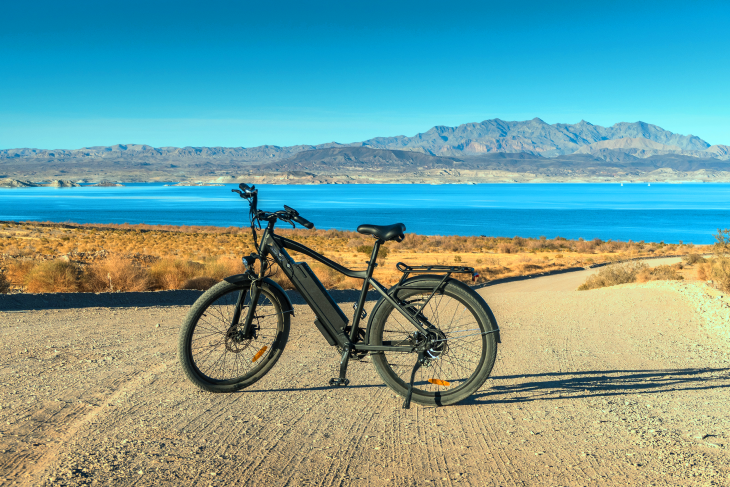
[396,262,480,283]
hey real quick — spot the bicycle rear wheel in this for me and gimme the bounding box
[369,278,498,406]
[178,280,290,393]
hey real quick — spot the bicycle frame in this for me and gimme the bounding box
[246,219,452,355]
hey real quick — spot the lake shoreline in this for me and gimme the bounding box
[5,172,730,188]
[2,183,729,244]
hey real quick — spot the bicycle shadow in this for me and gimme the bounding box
[462,367,730,405]
[245,382,387,394]
[0,288,380,311]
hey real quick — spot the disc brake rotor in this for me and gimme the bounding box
[225,325,255,353]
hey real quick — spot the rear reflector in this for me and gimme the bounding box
[428,379,451,387]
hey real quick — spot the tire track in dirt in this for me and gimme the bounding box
[21,359,174,486]
[4,277,730,486]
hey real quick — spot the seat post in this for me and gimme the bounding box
[349,238,383,341]
[369,239,383,269]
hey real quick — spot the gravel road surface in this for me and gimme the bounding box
[1,257,729,486]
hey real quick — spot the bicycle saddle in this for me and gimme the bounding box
[356,223,406,242]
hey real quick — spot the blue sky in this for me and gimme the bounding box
[1,0,729,149]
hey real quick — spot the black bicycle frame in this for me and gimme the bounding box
[249,222,443,354]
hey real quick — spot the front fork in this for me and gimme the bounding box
[235,282,260,340]
[235,245,268,340]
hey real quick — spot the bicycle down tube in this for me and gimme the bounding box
[258,230,427,352]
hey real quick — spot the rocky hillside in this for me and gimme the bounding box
[355,119,721,158]
[2,118,729,182]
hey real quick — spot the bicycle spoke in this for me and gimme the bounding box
[378,289,489,397]
[190,286,282,382]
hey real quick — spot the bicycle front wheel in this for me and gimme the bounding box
[178,280,290,393]
[369,278,498,406]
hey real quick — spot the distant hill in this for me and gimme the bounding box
[266,147,730,175]
[1,118,729,182]
[354,119,714,157]
[259,147,465,172]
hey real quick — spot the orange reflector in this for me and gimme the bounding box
[252,346,268,363]
[428,379,451,387]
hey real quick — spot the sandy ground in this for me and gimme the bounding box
[1,257,730,486]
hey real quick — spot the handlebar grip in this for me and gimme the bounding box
[293,215,314,229]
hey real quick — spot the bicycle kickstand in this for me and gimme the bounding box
[403,351,425,409]
[329,346,351,387]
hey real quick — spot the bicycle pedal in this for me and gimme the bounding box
[328,378,350,387]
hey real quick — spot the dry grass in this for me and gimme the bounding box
[182,276,219,290]
[5,259,36,287]
[23,260,79,293]
[578,262,649,291]
[636,264,684,283]
[0,220,716,293]
[147,259,202,290]
[683,253,707,265]
[0,271,9,294]
[82,254,149,292]
[698,257,730,294]
[709,229,730,293]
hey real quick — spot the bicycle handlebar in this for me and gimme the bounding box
[292,215,314,229]
[233,185,314,229]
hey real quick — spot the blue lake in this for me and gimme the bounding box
[1,183,729,244]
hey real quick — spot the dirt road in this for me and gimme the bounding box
[1,259,729,486]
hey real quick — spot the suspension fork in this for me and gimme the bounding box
[237,224,272,339]
[239,282,260,339]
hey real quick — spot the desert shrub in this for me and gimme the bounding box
[268,266,295,290]
[200,256,246,281]
[147,258,201,290]
[710,228,730,293]
[637,265,683,283]
[0,271,10,293]
[715,228,730,254]
[517,263,542,273]
[356,245,389,259]
[576,241,596,253]
[182,276,218,290]
[24,260,79,293]
[82,254,149,292]
[709,257,730,293]
[683,253,706,265]
[498,243,516,254]
[5,259,35,286]
[311,262,345,289]
[346,238,365,248]
[697,261,711,281]
[578,261,648,291]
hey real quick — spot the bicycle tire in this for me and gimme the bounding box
[178,279,290,393]
[369,278,498,406]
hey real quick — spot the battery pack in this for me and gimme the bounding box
[290,262,349,341]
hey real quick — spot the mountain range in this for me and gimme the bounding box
[1,118,729,183]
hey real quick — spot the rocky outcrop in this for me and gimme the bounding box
[48,180,80,188]
[0,179,38,188]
